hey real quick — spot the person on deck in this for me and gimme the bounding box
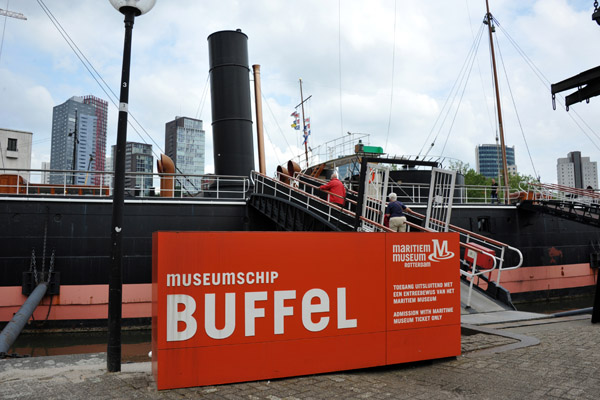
[385,193,411,232]
[491,178,499,204]
[319,173,346,206]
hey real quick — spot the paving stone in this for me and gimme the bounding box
[1,317,599,399]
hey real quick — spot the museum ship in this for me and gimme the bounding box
[1,25,598,329]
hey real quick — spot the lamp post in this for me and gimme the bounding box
[107,0,155,373]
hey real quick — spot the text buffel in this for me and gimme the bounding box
[166,285,358,342]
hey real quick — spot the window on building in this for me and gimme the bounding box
[7,138,17,151]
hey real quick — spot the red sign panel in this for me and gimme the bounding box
[152,232,460,390]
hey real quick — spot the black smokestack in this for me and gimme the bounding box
[208,29,255,176]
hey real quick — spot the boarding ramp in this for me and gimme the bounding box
[250,171,355,231]
[460,280,510,313]
[250,170,523,309]
[516,182,600,227]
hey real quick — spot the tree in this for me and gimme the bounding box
[448,161,488,202]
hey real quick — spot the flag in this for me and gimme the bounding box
[291,111,301,131]
[303,130,310,144]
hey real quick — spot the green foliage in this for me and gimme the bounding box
[447,161,538,202]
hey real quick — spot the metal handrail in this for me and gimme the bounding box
[252,171,355,230]
[254,171,518,306]
[332,175,523,306]
[519,181,600,205]
[0,168,249,200]
[387,181,518,204]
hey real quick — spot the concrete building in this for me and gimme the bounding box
[111,142,153,196]
[49,96,108,185]
[0,128,33,182]
[41,161,51,184]
[475,144,517,179]
[165,116,205,194]
[557,151,598,189]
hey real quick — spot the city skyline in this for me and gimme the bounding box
[0,1,599,184]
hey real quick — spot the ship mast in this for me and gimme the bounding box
[485,0,510,203]
[295,78,312,167]
[299,78,308,166]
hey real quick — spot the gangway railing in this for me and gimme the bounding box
[256,171,522,307]
[251,171,355,231]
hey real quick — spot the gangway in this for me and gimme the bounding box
[250,170,523,308]
[516,182,600,227]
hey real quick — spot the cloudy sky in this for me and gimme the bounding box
[1,0,599,184]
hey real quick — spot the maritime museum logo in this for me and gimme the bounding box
[392,239,455,267]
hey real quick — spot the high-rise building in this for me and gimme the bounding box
[49,96,107,185]
[475,144,517,179]
[557,151,598,189]
[111,142,153,195]
[82,95,108,185]
[41,161,51,184]
[0,128,32,181]
[165,116,205,194]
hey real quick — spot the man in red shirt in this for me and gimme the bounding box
[319,172,346,206]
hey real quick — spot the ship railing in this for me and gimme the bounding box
[251,171,355,230]
[385,181,519,205]
[0,168,250,200]
[289,134,371,170]
[519,181,600,206]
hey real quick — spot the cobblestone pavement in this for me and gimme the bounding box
[1,317,598,400]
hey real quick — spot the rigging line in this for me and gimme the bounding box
[0,0,8,65]
[261,91,293,157]
[439,31,481,157]
[494,33,539,179]
[338,0,343,136]
[37,0,165,159]
[495,18,600,144]
[469,9,495,136]
[261,125,282,170]
[423,24,485,158]
[194,73,210,120]
[384,0,397,152]
[418,23,485,157]
[558,93,600,150]
[487,24,499,144]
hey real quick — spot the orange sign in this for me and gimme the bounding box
[152,232,460,390]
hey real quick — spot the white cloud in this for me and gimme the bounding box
[0,0,599,184]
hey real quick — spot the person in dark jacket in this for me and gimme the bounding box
[319,173,346,206]
[490,178,499,204]
[385,192,411,232]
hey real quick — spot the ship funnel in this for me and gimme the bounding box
[208,30,255,177]
[287,160,301,179]
[276,165,290,184]
[157,154,175,198]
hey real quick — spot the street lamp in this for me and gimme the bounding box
[107,0,155,373]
